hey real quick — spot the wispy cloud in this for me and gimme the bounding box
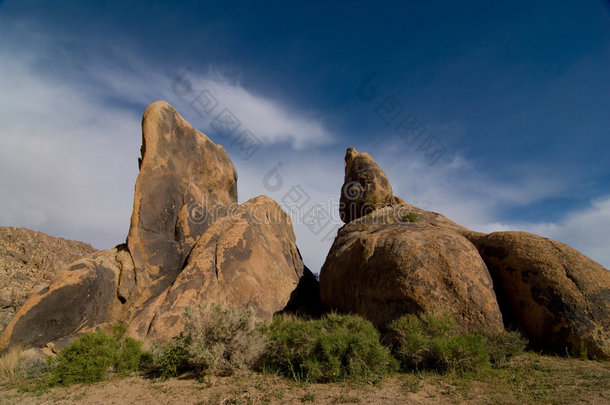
[188,73,332,149]
[0,18,335,256]
[82,53,334,149]
[377,147,565,229]
[0,45,142,247]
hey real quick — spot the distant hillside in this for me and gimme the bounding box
[0,227,97,333]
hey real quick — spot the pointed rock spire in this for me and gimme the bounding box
[339,147,396,223]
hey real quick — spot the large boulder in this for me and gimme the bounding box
[129,196,305,341]
[320,205,504,331]
[469,231,610,358]
[0,246,133,350]
[339,148,397,223]
[127,100,238,296]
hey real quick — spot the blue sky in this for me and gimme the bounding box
[1,0,609,271]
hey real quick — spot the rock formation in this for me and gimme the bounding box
[0,227,97,334]
[0,101,304,350]
[323,194,504,332]
[469,231,610,358]
[3,105,608,360]
[129,196,304,340]
[339,147,399,223]
[127,100,238,298]
[321,147,610,359]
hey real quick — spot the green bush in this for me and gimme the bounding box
[429,333,489,373]
[478,330,527,364]
[151,304,267,378]
[150,339,190,379]
[261,313,397,383]
[387,312,495,374]
[47,324,147,386]
[401,212,420,223]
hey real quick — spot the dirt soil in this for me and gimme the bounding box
[1,354,609,404]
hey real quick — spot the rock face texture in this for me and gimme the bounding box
[128,100,238,297]
[0,227,96,334]
[339,148,397,223]
[470,231,610,358]
[0,101,305,350]
[321,205,504,331]
[0,246,131,349]
[129,196,304,340]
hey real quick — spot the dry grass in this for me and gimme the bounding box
[150,304,268,378]
[0,346,24,384]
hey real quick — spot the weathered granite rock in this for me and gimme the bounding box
[127,100,238,296]
[469,231,610,358]
[129,196,304,341]
[320,205,504,331]
[0,289,12,309]
[0,227,97,333]
[339,148,397,223]
[0,246,133,350]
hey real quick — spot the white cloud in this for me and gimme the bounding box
[83,57,333,149]
[0,20,335,259]
[190,74,331,149]
[377,147,566,231]
[0,47,142,248]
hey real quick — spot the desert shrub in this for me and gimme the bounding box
[184,303,267,376]
[18,350,53,380]
[387,312,492,374]
[261,313,397,383]
[1,347,54,384]
[151,304,267,378]
[478,330,527,364]
[47,324,147,386]
[150,339,190,379]
[429,333,489,373]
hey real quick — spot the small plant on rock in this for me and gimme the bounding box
[401,212,420,223]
